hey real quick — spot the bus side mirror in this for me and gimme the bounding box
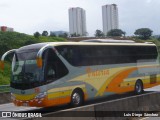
[0,61,4,70]
[36,57,42,68]
[36,44,53,68]
[36,44,54,68]
[0,49,17,71]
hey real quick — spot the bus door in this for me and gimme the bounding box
[45,49,69,105]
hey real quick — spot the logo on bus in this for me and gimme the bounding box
[86,67,109,77]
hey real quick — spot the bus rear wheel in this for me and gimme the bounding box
[135,80,143,94]
[71,89,84,107]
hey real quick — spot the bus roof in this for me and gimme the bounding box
[17,40,156,51]
[80,39,135,43]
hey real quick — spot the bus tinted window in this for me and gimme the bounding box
[56,45,157,66]
[45,49,69,82]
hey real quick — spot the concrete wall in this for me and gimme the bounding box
[0,92,11,104]
[35,92,160,120]
[1,92,159,119]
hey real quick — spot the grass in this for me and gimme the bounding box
[0,62,11,92]
[0,62,11,85]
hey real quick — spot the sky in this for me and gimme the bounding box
[0,0,160,36]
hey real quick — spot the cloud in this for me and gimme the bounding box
[0,3,9,7]
[146,0,152,3]
[0,0,160,36]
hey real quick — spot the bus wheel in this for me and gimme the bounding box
[135,80,143,94]
[71,89,84,107]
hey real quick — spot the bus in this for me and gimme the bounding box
[0,39,160,107]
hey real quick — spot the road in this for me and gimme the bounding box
[143,85,160,92]
[0,103,38,112]
[0,85,160,119]
[140,117,160,120]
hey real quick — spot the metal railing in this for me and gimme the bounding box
[0,85,10,92]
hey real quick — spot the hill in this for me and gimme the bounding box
[0,31,66,56]
[0,31,66,85]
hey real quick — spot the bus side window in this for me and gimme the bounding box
[46,62,56,80]
[45,49,68,82]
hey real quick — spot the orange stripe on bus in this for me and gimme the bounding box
[144,82,160,89]
[42,96,71,107]
[106,67,138,93]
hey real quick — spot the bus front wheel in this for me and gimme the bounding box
[135,80,143,94]
[71,89,84,107]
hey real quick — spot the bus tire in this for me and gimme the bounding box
[71,89,84,107]
[135,80,143,94]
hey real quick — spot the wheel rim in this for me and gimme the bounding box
[72,93,81,105]
[136,82,142,93]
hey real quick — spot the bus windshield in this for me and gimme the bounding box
[11,51,43,90]
[11,49,69,90]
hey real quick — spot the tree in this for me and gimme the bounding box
[95,30,104,38]
[34,32,40,38]
[58,33,68,38]
[50,32,56,37]
[70,33,80,37]
[42,31,48,36]
[84,32,89,36]
[123,31,126,37]
[134,28,153,40]
[107,29,125,37]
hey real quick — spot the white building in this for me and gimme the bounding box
[102,4,119,35]
[68,7,87,36]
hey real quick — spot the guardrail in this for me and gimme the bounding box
[0,92,11,104]
[0,85,10,92]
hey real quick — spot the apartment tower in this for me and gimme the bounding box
[102,4,119,35]
[69,7,87,36]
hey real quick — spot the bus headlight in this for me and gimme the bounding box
[35,92,47,99]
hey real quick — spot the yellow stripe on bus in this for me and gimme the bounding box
[48,90,71,99]
[48,87,86,99]
[47,84,85,93]
[13,93,37,101]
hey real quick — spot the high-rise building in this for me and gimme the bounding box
[69,7,87,36]
[102,4,119,35]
